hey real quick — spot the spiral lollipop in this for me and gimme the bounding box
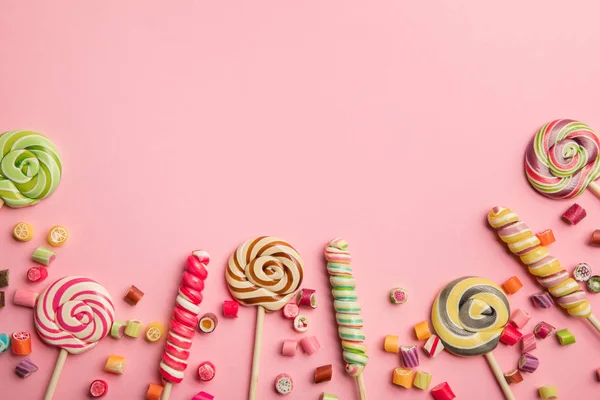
[525,119,600,200]
[0,130,62,209]
[34,276,115,400]
[226,237,304,400]
[431,277,514,400]
[488,207,600,332]
[325,238,368,400]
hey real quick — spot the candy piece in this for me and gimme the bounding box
[390,287,407,304]
[12,332,32,355]
[536,230,555,246]
[0,130,62,208]
[105,355,126,374]
[47,225,69,247]
[32,246,56,265]
[319,393,338,400]
[0,291,3,308]
[392,368,413,388]
[587,276,600,293]
[124,285,144,305]
[0,269,9,287]
[414,320,432,340]
[198,313,218,333]
[500,324,523,346]
[521,333,537,353]
[27,266,48,283]
[296,288,317,308]
[502,276,523,294]
[15,358,38,378]
[282,303,299,319]
[314,364,333,383]
[145,322,164,343]
[293,315,309,332]
[13,222,33,241]
[0,333,10,353]
[192,392,215,400]
[197,361,216,381]
[400,345,419,368]
[145,384,163,400]
[519,353,539,373]
[413,370,432,390]
[431,382,456,400]
[13,289,39,308]
[278,340,297,357]
[591,230,600,246]
[574,263,592,282]
[223,300,239,318]
[504,369,523,384]
[534,321,556,339]
[423,334,444,357]
[300,336,320,355]
[538,385,558,399]
[383,335,400,353]
[563,203,586,225]
[532,292,555,308]
[125,319,143,338]
[556,329,575,345]
[89,379,108,398]
[274,373,293,395]
[111,321,126,339]
[510,309,532,328]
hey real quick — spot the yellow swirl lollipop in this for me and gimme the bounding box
[432,277,514,400]
[0,130,62,209]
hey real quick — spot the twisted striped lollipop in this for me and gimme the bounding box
[226,237,304,400]
[34,276,115,400]
[488,207,600,331]
[0,130,62,209]
[525,119,600,200]
[159,251,209,400]
[325,238,368,400]
[432,277,514,400]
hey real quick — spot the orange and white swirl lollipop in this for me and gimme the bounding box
[34,276,115,400]
[226,237,304,400]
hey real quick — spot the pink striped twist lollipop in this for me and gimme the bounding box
[35,276,115,400]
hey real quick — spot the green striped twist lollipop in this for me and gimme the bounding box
[0,130,62,209]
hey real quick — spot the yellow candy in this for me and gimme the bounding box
[528,258,562,277]
[487,207,519,229]
[508,235,540,254]
[392,368,413,388]
[383,335,399,353]
[13,222,33,242]
[47,225,68,247]
[145,322,164,343]
[548,279,579,298]
[567,300,592,318]
[124,319,143,338]
[520,246,548,265]
[413,370,432,390]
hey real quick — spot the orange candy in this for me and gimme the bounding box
[536,230,555,246]
[11,332,32,355]
[414,321,432,340]
[145,383,164,400]
[392,368,413,388]
[502,276,523,295]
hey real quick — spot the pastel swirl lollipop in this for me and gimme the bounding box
[525,119,600,199]
[432,277,514,400]
[0,130,62,208]
[35,276,114,400]
[226,237,304,400]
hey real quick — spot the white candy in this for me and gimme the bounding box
[423,335,444,357]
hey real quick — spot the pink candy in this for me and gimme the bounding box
[562,203,586,225]
[13,289,39,308]
[281,340,298,357]
[534,321,555,339]
[282,303,299,320]
[197,361,216,381]
[223,300,239,318]
[300,336,320,355]
[500,324,522,346]
[192,392,214,400]
[510,309,531,329]
[521,333,536,354]
[296,289,317,308]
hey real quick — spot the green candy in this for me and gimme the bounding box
[0,130,62,208]
[556,329,575,345]
[587,276,600,293]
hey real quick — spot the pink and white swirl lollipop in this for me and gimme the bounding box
[35,276,115,400]
[525,119,600,200]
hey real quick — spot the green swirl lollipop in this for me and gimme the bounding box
[0,130,62,209]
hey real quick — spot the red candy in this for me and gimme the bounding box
[173,306,199,327]
[89,380,108,398]
[170,319,195,339]
[185,255,209,280]
[500,324,523,346]
[164,341,191,360]
[162,351,188,371]
[223,300,239,318]
[562,203,586,225]
[431,382,456,400]
[197,361,216,381]
[182,271,205,292]
[179,285,203,305]
[26,267,48,283]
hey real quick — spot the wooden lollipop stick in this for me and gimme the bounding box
[587,314,600,332]
[44,349,68,400]
[588,182,600,198]
[484,352,515,400]
[161,382,172,400]
[249,306,265,400]
[0,199,4,210]
[356,373,367,400]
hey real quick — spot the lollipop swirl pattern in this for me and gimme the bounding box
[525,119,600,199]
[432,277,510,357]
[488,207,592,318]
[226,237,304,312]
[34,277,115,355]
[0,130,62,208]
[325,238,369,377]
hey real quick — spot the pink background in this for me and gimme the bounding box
[1,1,600,398]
